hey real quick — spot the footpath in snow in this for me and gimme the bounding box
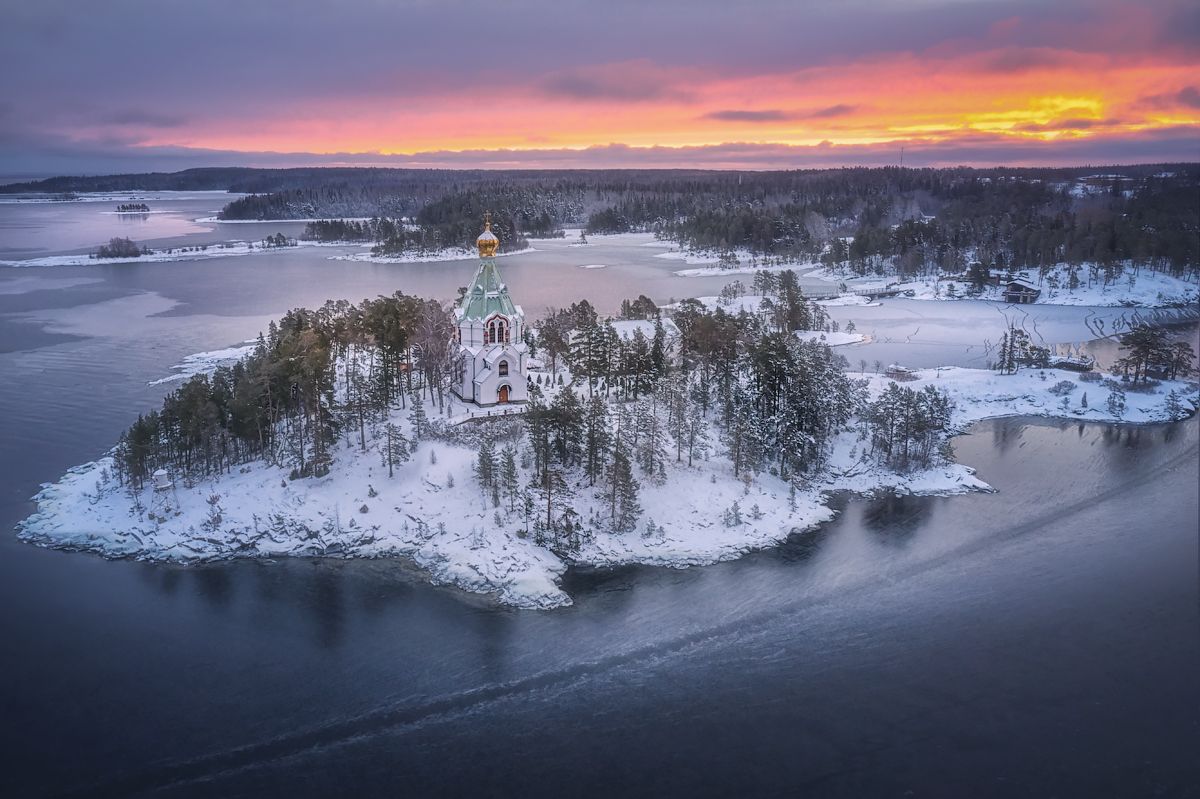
[18,365,1196,610]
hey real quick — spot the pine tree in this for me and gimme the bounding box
[583,393,611,486]
[1106,383,1126,418]
[1164,389,1184,419]
[650,318,667,379]
[529,467,570,545]
[663,372,690,462]
[685,402,711,467]
[609,444,642,532]
[380,422,409,478]
[500,447,519,512]
[550,385,585,467]
[409,391,428,439]
[634,397,667,482]
[475,437,496,497]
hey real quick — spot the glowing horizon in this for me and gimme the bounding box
[1,0,1197,174]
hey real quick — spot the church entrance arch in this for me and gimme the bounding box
[497,384,510,404]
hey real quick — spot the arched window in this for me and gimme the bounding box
[486,316,509,345]
[498,360,509,377]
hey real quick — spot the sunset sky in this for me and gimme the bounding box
[1,0,1197,175]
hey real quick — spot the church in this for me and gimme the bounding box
[453,216,529,406]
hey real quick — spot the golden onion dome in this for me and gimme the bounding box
[476,214,499,257]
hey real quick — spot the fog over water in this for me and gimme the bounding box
[0,196,1197,797]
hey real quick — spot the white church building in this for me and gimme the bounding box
[453,217,529,407]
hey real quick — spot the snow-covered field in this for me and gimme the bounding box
[19,364,1196,610]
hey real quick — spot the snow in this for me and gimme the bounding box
[651,244,819,276]
[672,295,768,314]
[0,191,236,205]
[664,296,865,344]
[21,361,1195,610]
[576,263,607,269]
[148,342,258,386]
[795,330,867,347]
[814,294,881,307]
[330,247,532,265]
[808,264,1199,308]
[194,216,374,224]
[654,250,722,265]
[672,262,820,278]
[865,366,1195,428]
[608,319,681,340]
[0,241,309,268]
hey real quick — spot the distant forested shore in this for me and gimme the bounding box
[4,165,1197,275]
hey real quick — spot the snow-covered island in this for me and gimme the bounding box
[17,226,1199,610]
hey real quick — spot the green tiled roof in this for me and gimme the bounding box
[459,257,517,319]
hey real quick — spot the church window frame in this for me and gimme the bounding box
[485,315,510,345]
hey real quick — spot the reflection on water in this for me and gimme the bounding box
[859,492,932,546]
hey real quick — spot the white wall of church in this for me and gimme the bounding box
[454,313,529,406]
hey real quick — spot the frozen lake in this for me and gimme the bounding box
[0,195,1198,796]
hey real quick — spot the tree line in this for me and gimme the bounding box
[112,284,957,552]
[115,293,458,489]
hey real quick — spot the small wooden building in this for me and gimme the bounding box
[1003,279,1041,304]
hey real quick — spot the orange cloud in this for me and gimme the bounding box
[130,43,1196,163]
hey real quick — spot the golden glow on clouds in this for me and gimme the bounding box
[139,48,1198,158]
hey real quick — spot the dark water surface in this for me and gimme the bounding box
[0,205,1198,796]
[1,418,1195,797]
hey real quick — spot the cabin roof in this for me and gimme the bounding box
[1006,279,1040,292]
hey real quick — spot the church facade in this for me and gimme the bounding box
[453,217,529,407]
